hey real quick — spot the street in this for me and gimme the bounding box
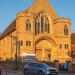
[1,70,75,75]
[1,70,23,75]
[58,72,75,75]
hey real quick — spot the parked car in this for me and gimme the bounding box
[24,62,58,75]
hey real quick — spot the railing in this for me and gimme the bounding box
[2,70,23,75]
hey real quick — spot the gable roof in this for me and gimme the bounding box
[0,20,16,40]
[71,33,75,44]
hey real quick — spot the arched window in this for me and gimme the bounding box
[45,17,50,33]
[41,14,44,33]
[64,25,68,35]
[35,18,40,34]
[26,19,31,31]
[35,11,50,34]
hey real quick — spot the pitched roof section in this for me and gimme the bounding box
[0,20,16,40]
[71,33,75,44]
[18,0,57,20]
[35,0,49,5]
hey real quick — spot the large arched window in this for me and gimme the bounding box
[64,25,68,35]
[35,11,50,34]
[26,19,31,31]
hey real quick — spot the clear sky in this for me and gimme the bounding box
[0,0,75,32]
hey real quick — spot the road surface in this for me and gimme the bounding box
[1,70,75,75]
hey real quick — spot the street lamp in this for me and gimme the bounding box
[9,35,20,70]
[0,16,20,70]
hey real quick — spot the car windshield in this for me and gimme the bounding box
[31,63,49,69]
[40,63,49,68]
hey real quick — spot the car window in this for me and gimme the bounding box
[35,63,49,68]
[28,63,36,66]
[28,63,49,69]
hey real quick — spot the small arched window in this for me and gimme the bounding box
[26,19,31,31]
[64,25,68,35]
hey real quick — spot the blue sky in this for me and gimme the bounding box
[0,0,75,32]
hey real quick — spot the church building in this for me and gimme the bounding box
[0,0,71,63]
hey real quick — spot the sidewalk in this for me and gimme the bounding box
[59,71,75,74]
[1,70,23,75]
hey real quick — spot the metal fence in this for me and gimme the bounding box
[2,70,23,75]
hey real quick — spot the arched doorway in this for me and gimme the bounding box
[35,36,57,61]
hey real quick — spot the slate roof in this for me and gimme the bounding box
[0,20,16,40]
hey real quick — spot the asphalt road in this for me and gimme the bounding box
[1,70,75,75]
[2,70,23,75]
[58,72,75,75]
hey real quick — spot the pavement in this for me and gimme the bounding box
[1,70,23,75]
[58,72,75,75]
[1,70,75,75]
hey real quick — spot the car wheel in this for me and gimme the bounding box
[24,69,28,75]
[28,73,33,75]
[38,71,44,75]
[24,71,27,75]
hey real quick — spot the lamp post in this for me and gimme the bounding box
[0,17,20,70]
[9,35,20,70]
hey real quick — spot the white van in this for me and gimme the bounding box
[21,53,36,62]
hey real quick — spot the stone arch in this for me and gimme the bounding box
[35,36,57,47]
[35,36,57,61]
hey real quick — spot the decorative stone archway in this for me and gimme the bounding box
[35,36,57,47]
[35,36,57,61]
